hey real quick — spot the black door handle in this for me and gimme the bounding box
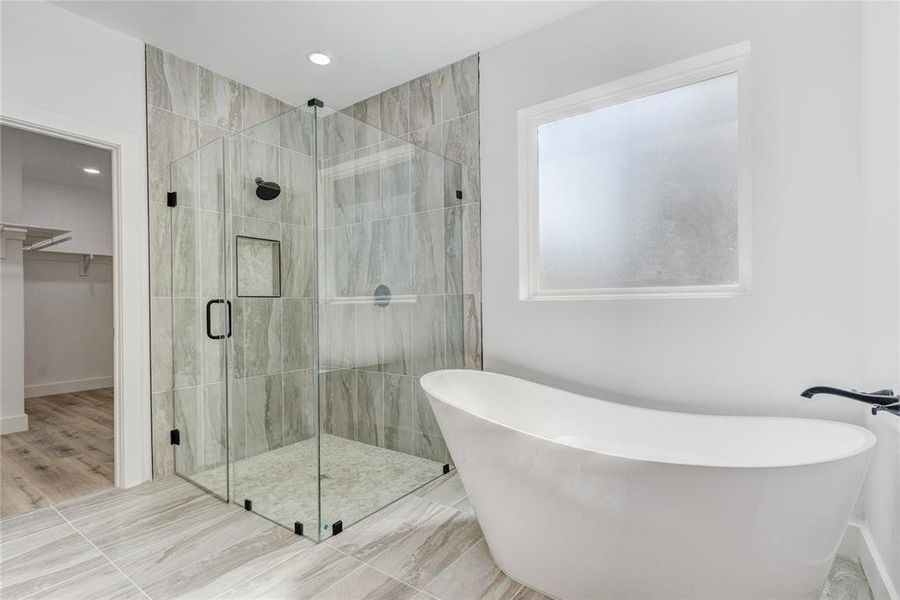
[206,299,227,340]
[226,300,232,338]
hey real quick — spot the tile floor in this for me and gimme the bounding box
[189,434,445,537]
[0,474,873,600]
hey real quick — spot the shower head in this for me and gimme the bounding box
[255,177,281,201]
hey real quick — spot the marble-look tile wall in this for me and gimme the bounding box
[147,45,298,478]
[319,54,481,464]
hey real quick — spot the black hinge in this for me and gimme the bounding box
[166,191,177,207]
[170,429,180,445]
[294,522,303,536]
[244,499,252,511]
[442,464,451,474]
[307,97,324,108]
[455,190,463,200]
[332,520,343,535]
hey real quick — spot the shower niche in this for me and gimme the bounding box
[166,100,466,541]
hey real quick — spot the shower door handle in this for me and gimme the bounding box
[206,299,229,340]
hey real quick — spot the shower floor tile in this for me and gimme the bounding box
[191,434,445,538]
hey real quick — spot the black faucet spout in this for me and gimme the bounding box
[800,386,898,406]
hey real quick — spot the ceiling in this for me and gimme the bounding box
[2,126,112,192]
[55,1,595,108]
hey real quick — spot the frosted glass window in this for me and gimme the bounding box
[521,45,751,300]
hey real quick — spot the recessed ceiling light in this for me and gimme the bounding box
[83,168,101,174]
[308,52,331,66]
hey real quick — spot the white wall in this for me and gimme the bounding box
[481,1,864,422]
[22,178,113,256]
[1,0,150,485]
[24,253,113,397]
[481,0,897,592]
[861,2,900,596]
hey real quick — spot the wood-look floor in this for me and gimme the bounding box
[0,389,114,518]
[0,473,875,600]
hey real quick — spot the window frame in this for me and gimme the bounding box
[517,42,752,301]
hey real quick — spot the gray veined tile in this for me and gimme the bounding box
[282,225,315,298]
[463,294,482,371]
[380,139,412,218]
[323,369,357,440]
[26,559,144,600]
[0,522,107,599]
[410,70,442,132]
[315,564,419,600]
[280,107,315,155]
[150,297,174,393]
[280,149,315,228]
[462,203,481,294]
[218,543,358,600]
[321,110,356,160]
[355,303,384,372]
[325,493,444,562]
[197,139,226,212]
[413,472,466,510]
[55,476,197,523]
[234,298,282,378]
[243,374,284,457]
[199,210,226,299]
[442,112,480,205]
[511,587,553,600]
[172,299,202,389]
[200,383,228,472]
[242,85,281,130]
[384,374,415,455]
[445,294,465,370]
[0,508,65,545]
[355,147,383,223]
[143,524,309,600]
[241,136,281,222]
[369,503,483,589]
[283,297,315,371]
[147,106,199,206]
[411,295,447,377]
[113,506,262,587]
[283,369,317,444]
[171,207,199,298]
[357,371,385,447]
[200,67,241,131]
[151,392,175,478]
[147,45,200,119]
[411,132,445,215]
[200,123,229,147]
[441,54,479,121]
[353,95,383,149]
[322,303,356,370]
[425,538,520,600]
[380,83,410,138]
[382,215,413,296]
[383,302,413,376]
[149,202,172,298]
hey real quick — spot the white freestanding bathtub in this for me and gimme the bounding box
[420,370,876,600]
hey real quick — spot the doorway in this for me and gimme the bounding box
[0,125,116,516]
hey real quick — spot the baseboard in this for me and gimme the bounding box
[0,413,29,434]
[843,522,899,600]
[25,376,113,398]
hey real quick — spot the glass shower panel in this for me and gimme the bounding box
[169,138,229,500]
[228,106,321,536]
[315,104,464,539]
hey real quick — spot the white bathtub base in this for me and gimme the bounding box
[422,370,876,600]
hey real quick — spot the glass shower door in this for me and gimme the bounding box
[228,106,321,537]
[169,138,229,499]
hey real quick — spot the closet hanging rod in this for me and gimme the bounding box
[23,234,72,252]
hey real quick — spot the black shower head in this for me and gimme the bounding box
[255,177,281,201]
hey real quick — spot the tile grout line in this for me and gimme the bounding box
[51,506,152,599]
[328,543,434,597]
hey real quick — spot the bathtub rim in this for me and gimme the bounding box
[421,369,877,470]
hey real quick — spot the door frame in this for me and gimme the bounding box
[1,102,152,488]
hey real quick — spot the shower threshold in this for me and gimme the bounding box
[191,434,445,540]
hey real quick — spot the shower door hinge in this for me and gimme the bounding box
[167,191,177,207]
[443,464,451,474]
[455,190,463,200]
[331,520,343,535]
[307,97,324,108]
[294,522,303,536]
[169,429,180,445]
[244,499,252,511]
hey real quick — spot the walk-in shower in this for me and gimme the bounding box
[165,99,466,541]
